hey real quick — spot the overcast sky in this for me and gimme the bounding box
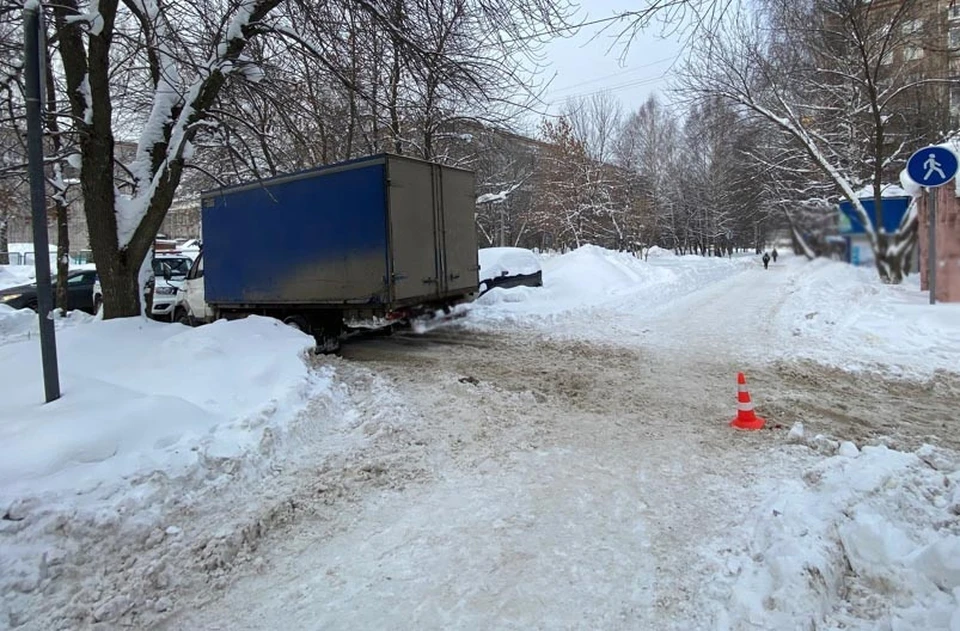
[518,1,689,132]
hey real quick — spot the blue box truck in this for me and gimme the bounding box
[178,154,479,348]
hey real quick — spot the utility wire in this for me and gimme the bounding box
[499,11,644,45]
[543,53,679,97]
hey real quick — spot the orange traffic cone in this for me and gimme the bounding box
[731,372,765,430]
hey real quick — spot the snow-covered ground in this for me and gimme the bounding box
[2,246,959,630]
[711,439,960,630]
[0,266,37,291]
[771,257,960,377]
[0,313,355,627]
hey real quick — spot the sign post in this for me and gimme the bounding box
[906,145,959,305]
[24,3,60,402]
[928,187,937,305]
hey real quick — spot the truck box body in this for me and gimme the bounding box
[200,154,478,310]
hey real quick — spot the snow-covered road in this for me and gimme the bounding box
[153,255,960,631]
[157,330,807,631]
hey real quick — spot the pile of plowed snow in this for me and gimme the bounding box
[0,314,342,627]
[473,244,751,324]
[706,438,960,630]
[773,257,960,377]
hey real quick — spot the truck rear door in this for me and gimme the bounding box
[438,166,478,295]
[387,158,440,301]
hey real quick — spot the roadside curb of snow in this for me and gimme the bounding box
[708,433,960,630]
[0,357,349,630]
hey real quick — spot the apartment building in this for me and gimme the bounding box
[871,0,958,130]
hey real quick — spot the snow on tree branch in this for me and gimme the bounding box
[117,0,281,250]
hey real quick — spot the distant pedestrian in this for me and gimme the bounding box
[771,248,779,263]
[762,252,770,270]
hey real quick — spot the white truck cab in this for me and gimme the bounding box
[150,253,194,321]
[176,251,213,324]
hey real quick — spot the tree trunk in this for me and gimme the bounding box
[873,229,916,285]
[101,257,142,316]
[53,0,141,318]
[56,200,69,311]
[0,214,8,264]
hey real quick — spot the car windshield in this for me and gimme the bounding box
[153,257,191,278]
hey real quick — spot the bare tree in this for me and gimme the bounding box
[38,0,580,319]
[617,95,680,252]
[681,0,946,282]
[0,3,81,309]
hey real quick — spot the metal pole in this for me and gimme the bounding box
[928,187,937,306]
[24,4,60,402]
[498,203,505,247]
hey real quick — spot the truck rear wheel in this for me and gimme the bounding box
[311,312,343,354]
[314,334,341,354]
[282,315,311,333]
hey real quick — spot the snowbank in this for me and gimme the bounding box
[775,257,960,376]
[0,304,38,338]
[0,316,318,501]
[713,443,960,630]
[544,245,661,297]
[0,305,95,343]
[0,265,36,290]
[0,315,335,625]
[472,244,751,328]
[478,247,540,282]
[476,245,676,314]
[644,245,675,258]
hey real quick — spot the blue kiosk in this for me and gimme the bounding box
[837,196,912,267]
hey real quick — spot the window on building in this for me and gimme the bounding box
[881,50,894,65]
[951,5,960,20]
[951,27,960,49]
[901,19,923,35]
[903,46,925,61]
[951,57,960,75]
[952,86,960,114]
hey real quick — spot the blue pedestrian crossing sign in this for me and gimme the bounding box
[907,145,958,188]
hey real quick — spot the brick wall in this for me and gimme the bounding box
[918,181,960,302]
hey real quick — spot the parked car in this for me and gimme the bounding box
[0,269,99,313]
[477,247,543,296]
[173,252,212,325]
[92,253,194,320]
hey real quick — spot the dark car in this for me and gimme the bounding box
[0,269,99,314]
